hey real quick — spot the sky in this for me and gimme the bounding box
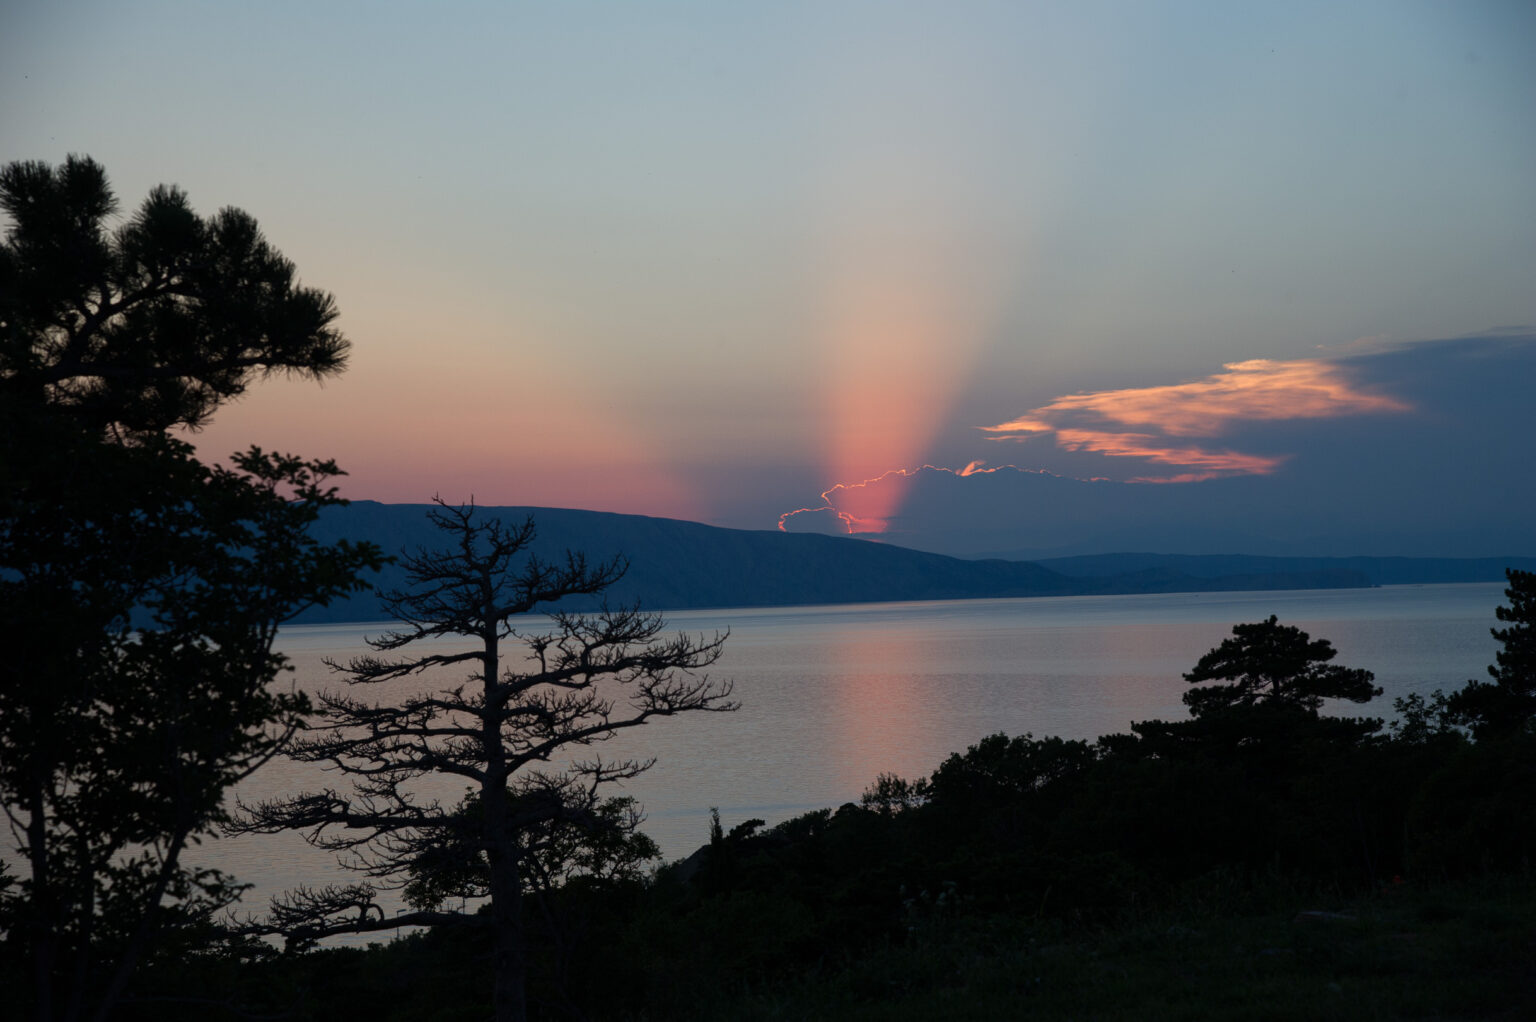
[5,1,1534,557]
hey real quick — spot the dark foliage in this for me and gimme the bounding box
[1180,614,1380,716]
[1,154,346,437]
[1132,615,1383,753]
[1445,568,1536,738]
[136,601,1535,1021]
[0,156,382,1022]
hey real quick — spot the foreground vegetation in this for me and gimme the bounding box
[172,573,1536,1017]
[118,722,1535,1020]
[187,872,1532,1021]
[114,565,1536,1019]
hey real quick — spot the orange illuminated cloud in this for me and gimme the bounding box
[785,355,1414,536]
[983,355,1410,481]
[986,358,1409,439]
[982,416,1053,436]
[1053,429,1286,476]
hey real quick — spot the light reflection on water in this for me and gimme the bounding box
[206,582,1504,935]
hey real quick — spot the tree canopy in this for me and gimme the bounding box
[1129,614,1383,753]
[0,155,381,1022]
[1445,568,1536,739]
[1180,614,1382,718]
[1,154,346,436]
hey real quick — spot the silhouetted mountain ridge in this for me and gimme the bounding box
[291,502,1527,624]
[1032,552,1536,585]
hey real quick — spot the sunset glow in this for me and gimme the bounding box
[817,294,962,531]
[778,469,924,534]
[781,351,1422,533]
[807,198,998,531]
[784,352,1413,531]
[779,463,1025,534]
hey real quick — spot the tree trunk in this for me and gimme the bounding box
[89,830,188,1022]
[491,860,528,1022]
[27,774,56,1022]
[481,625,527,1022]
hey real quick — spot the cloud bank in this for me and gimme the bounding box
[780,335,1535,558]
[982,356,1412,482]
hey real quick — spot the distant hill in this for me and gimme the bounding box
[284,502,1462,624]
[1033,552,1536,585]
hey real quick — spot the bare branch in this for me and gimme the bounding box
[232,503,734,1020]
[233,883,477,950]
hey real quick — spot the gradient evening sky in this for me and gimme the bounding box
[5,1,1534,545]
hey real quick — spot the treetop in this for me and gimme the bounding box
[1,154,347,436]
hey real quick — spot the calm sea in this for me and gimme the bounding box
[210,582,1506,925]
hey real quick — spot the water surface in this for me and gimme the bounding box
[213,583,1505,927]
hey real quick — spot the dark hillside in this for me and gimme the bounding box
[1036,551,1536,584]
[300,502,1082,621]
[283,502,1536,623]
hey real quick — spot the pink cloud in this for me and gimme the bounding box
[982,355,1410,480]
[986,358,1409,438]
[1053,429,1287,475]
